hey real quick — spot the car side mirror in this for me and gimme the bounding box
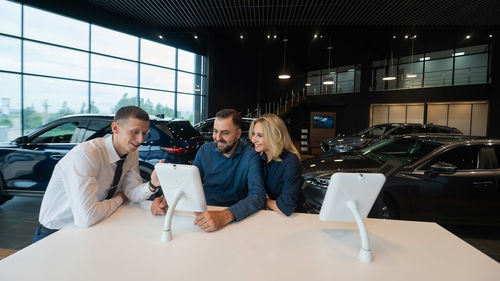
[425,162,457,176]
[15,136,28,145]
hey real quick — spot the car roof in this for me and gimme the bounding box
[373,123,458,129]
[50,114,186,122]
[194,117,255,127]
[390,133,495,145]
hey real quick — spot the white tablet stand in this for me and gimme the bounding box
[155,163,207,242]
[319,173,386,263]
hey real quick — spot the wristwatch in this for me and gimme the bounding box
[149,181,161,192]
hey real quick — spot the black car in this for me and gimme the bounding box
[194,117,255,142]
[0,114,206,204]
[321,123,462,153]
[303,134,500,225]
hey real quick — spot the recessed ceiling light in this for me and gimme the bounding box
[393,35,396,39]
[489,34,493,38]
[194,35,198,39]
[314,34,318,39]
[267,35,270,39]
[240,35,244,39]
[158,35,163,39]
[466,35,471,39]
[405,35,409,39]
[273,35,277,39]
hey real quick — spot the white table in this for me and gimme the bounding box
[1,201,499,281]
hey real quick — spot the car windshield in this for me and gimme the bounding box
[359,137,442,165]
[355,125,394,138]
[155,121,201,140]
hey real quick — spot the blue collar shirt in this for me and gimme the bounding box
[193,141,266,221]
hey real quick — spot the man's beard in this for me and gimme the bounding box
[216,139,237,154]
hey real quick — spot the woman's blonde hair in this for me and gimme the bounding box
[249,114,300,162]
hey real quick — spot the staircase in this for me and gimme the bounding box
[244,88,307,118]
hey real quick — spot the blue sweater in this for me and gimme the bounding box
[193,141,266,221]
[262,151,305,216]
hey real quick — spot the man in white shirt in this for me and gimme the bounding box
[34,106,161,242]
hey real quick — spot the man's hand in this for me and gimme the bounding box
[115,192,127,204]
[151,196,168,216]
[193,210,235,232]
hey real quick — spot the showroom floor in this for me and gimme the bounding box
[0,196,499,262]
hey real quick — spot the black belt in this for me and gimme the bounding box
[39,223,59,235]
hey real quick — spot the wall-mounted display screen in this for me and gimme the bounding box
[313,116,335,128]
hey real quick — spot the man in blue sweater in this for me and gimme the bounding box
[151,109,266,232]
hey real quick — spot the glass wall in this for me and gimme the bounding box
[371,44,490,91]
[306,64,360,95]
[0,0,207,140]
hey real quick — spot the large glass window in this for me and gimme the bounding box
[177,94,195,123]
[24,41,89,80]
[0,73,21,140]
[23,6,89,50]
[140,38,176,68]
[91,25,138,60]
[0,2,207,134]
[139,90,175,118]
[0,0,21,36]
[454,53,488,85]
[371,44,489,91]
[91,54,137,86]
[0,35,21,72]
[140,64,175,91]
[90,83,138,114]
[178,50,196,72]
[23,76,88,132]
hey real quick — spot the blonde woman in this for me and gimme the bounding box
[249,114,305,216]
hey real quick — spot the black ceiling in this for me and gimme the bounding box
[85,0,500,31]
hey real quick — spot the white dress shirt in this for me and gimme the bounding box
[39,135,154,229]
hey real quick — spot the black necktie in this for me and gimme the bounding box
[106,158,125,199]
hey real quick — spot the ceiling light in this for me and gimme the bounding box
[383,36,397,81]
[453,52,465,56]
[393,35,396,39]
[405,35,409,39]
[413,35,417,38]
[194,35,198,39]
[314,34,318,39]
[419,57,430,61]
[158,35,163,39]
[267,35,270,39]
[273,35,277,39]
[466,35,471,39]
[278,38,290,80]
[305,83,311,86]
[323,44,334,85]
[406,74,417,78]
[240,35,244,39]
[489,34,493,38]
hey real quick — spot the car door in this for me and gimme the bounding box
[2,120,86,192]
[410,144,498,224]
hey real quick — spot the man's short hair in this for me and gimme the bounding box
[215,109,242,129]
[114,106,149,124]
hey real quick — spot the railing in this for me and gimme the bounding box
[244,88,307,118]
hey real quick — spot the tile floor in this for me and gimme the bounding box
[1,196,499,263]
